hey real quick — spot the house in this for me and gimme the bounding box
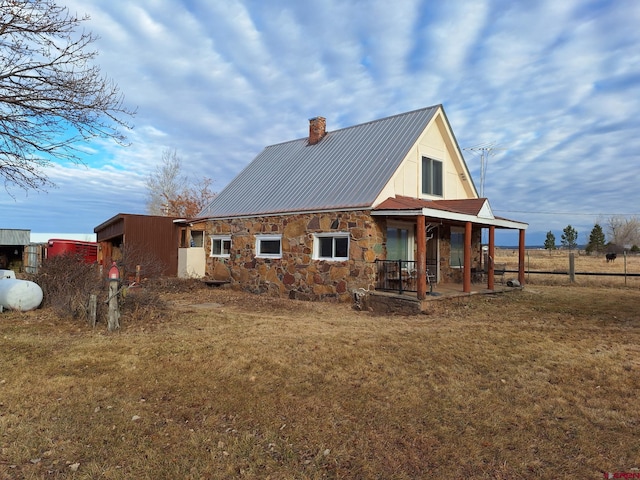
[189,105,527,305]
[94,213,206,279]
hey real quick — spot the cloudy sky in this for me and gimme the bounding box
[2,0,639,246]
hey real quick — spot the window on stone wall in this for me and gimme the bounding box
[450,227,464,267]
[313,233,349,260]
[191,231,204,248]
[386,221,414,261]
[255,234,282,259]
[210,235,231,257]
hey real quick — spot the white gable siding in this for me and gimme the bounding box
[375,110,478,206]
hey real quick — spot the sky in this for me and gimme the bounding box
[1,0,639,246]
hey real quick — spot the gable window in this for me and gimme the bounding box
[422,156,443,196]
[210,235,231,257]
[313,233,349,260]
[256,234,282,259]
[450,227,464,267]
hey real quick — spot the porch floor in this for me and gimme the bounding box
[367,281,521,313]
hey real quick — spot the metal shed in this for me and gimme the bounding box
[0,228,30,272]
[94,214,182,278]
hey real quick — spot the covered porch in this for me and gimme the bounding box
[371,196,528,301]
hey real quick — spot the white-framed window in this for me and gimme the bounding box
[313,232,350,261]
[210,235,231,257]
[255,234,282,259]
[386,221,415,261]
[422,156,443,196]
[450,227,464,267]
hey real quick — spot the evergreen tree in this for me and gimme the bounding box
[561,225,578,251]
[544,231,556,252]
[585,223,606,255]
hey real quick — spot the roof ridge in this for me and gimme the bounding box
[266,104,442,147]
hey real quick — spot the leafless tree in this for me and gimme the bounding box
[145,148,185,215]
[146,148,216,217]
[606,215,640,249]
[0,0,134,191]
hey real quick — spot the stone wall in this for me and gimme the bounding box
[205,211,385,302]
[438,225,483,283]
[199,212,483,302]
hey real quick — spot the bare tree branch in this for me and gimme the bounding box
[146,148,216,217]
[0,0,135,191]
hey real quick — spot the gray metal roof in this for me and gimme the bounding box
[200,105,441,218]
[0,229,30,245]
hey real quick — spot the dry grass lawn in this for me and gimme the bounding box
[1,272,639,478]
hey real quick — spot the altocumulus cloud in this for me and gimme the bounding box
[2,0,639,245]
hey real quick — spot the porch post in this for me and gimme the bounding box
[463,221,472,293]
[416,214,427,300]
[488,226,495,290]
[518,229,526,285]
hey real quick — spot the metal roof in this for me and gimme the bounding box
[373,195,528,230]
[200,105,441,218]
[0,229,30,245]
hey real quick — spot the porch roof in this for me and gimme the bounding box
[372,196,528,230]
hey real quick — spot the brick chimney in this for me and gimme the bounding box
[308,116,326,145]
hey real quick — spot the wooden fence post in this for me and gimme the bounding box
[108,278,120,331]
[569,253,575,283]
[88,294,97,328]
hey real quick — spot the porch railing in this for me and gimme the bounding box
[375,260,418,294]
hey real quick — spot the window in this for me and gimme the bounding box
[210,235,231,257]
[313,233,349,260]
[386,222,414,261]
[450,227,464,267]
[256,235,282,259]
[422,156,443,196]
[191,231,204,248]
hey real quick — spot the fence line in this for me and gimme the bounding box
[502,251,639,284]
[505,269,640,278]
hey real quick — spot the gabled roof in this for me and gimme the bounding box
[373,195,528,230]
[200,105,443,219]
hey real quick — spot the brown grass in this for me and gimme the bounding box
[1,279,639,479]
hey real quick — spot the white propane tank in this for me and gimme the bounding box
[0,275,43,311]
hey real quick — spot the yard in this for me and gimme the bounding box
[1,262,639,478]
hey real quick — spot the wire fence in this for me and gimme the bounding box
[496,250,640,287]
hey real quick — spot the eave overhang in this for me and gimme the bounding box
[372,196,528,230]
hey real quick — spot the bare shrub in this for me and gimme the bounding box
[120,286,170,323]
[30,254,106,321]
[119,243,167,280]
[143,276,208,294]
